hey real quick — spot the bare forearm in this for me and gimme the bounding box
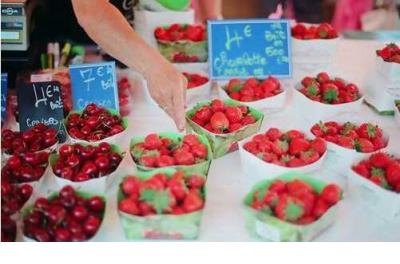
[71,0,171,76]
[198,0,222,20]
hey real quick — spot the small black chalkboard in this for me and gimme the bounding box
[17,81,66,142]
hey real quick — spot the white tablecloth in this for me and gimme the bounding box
[24,39,400,242]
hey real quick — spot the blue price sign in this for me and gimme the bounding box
[1,73,8,122]
[69,61,119,112]
[208,19,292,80]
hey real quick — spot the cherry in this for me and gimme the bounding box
[60,167,74,180]
[47,206,67,225]
[19,184,33,200]
[74,173,90,182]
[72,205,89,221]
[83,215,101,236]
[59,144,74,157]
[60,185,75,199]
[98,142,111,153]
[7,155,21,169]
[66,154,80,168]
[34,197,49,210]
[94,156,110,170]
[55,228,72,242]
[34,228,52,242]
[81,162,98,176]
[25,211,42,225]
[87,196,105,212]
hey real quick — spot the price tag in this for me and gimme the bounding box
[1,73,8,122]
[208,19,292,80]
[17,81,66,140]
[69,61,119,112]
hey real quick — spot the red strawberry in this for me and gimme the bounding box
[271,139,289,155]
[317,72,330,83]
[210,112,229,132]
[301,76,316,87]
[263,191,280,208]
[269,180,286,193]
[337,136,355,149]
[122,176,141,196]
[286,180,313,197]
[299,150,320,164]
[289,138,311,155]
[370,168,389,189]
[357,123,383,139]
[225,106,243,123]
[322,83,339,103]
[183,189,204,213]
[191,144,207,159]
[144,134,162,150]
[275,195,306,222]
[287,157,306,167]
[369,152,391,168]
[173,149,195,165]
[119,198,140,215]
[183,134,200,147]
[320,184,341,205]
[312,198,329,218]
[167,172,188,201]
[387,162,400,187]
[140,156,157,167]
[355,138,375,153]
[211,99,225,112]
[352,161,370,178]
[227,79,243,93]
[188,174,206,189]
[285,130,304,140]
[310,137,326,155]
[155,155,175,167]
[292,23,307,37]
[241,115,256,126]
[265,128,283,141]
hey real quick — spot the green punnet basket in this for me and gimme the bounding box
[130,132,212,175]
[156,24,208,63]
[64,108,129,145]
[243,172,342,242]
[22,191,106,242]
[118,168,205,240]
[186,99,264,159]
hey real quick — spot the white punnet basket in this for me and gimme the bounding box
[292,82,364,123]
[291,37,339,64]
[347,155,400,221]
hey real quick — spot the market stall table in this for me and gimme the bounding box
[16,39,400,242]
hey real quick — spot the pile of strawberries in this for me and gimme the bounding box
[154,24,206,43]
[311,121,387,153]
[131,134,208,168]
[23,186,105,242]
[299,72,361,104]
[352,153,400,192]
[243,128,326,168]
[376,43,400,63]
[249,179,341,224]
[292,23,338,40]
[224,77,283,102]
[183,72,209,89]
[190,99,257,134]
[1,182,33,215]
[66,104,125,142]
[2,124,57,155]
[2,152,49,184]
[52,143,123,182]
[119,171,205,216]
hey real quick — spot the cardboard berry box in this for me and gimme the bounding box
[64,109,129,147]
[218,80,288,113]
[185,99,264,159]
[155,24,208,63]
[375,43,400,83]
[118,168,205,240]
[238,136,327,187]
[21,190,106,242]
[129,132,212,175]
[243,172,341,242]
[347,154,400,221]
[49,143,125,193]
[292,81,364,122]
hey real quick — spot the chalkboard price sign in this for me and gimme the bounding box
[17,81,66,140]
[69,61,119,112]
[208,19,292,80]
[1,73,8,122]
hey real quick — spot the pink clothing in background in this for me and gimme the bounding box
[332,0,374,31]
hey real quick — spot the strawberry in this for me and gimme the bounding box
[140,156,157,167]
[310,137,326,155]
[302,83,320,98]
[265,128,283,141]
[183,134,200,147]
[387,162,400,186]
[355,138,374,153]
[155,155,175,167]
[187,174,206,189]
[292,23,307,37]
[143,134,163,150]
[271,139,289,155]
[211,99,225,112]
[194,106,212,123]
[357,123,383,139]
[167,172,188,201]
[289,138,311,155]
[301,76,316,87]
[183,189,204,213]
[269,180,287,193]
[337,136,354,149]
[209,112,229,132]
[263,191,280,208]
[227,79,243,93]
[299,150,320,164]
[352,161,370,178]
[119,198,140,215]
[173,149,195,165]
[287,157,306,167]
[322,83,339,103]
[370,173,389,189]
[317,72,330,83]
[285,130,305,140]
[369,152,391,168]
[320,184,341,205]
[274,195,306,222]
[241,115,256,125]
[225,106,243,123]
[316,23,331,38]
[312,198,329,218]
[286,179,313,197]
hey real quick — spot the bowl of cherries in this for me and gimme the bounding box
[22,185,106,242]
[50,142,124,193]
[65,103,128,145]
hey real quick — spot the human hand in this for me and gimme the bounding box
[144,62,187,131]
